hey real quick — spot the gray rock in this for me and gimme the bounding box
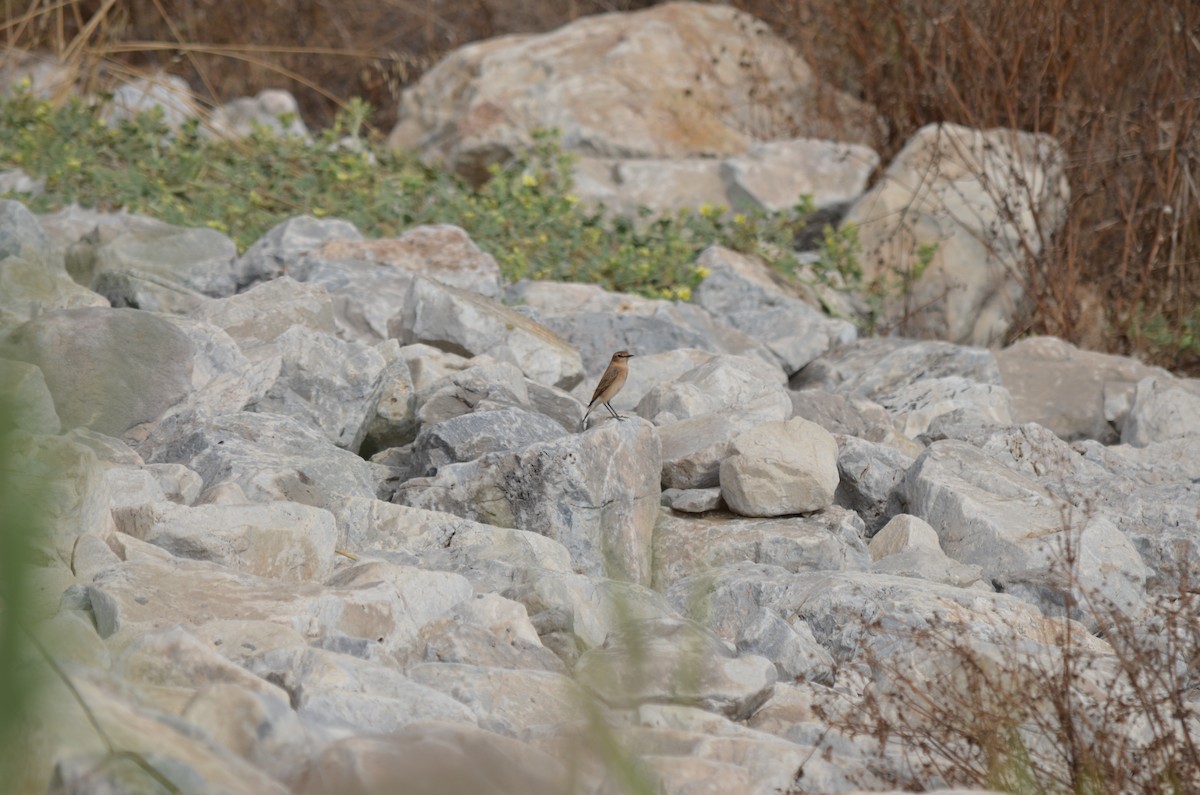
[0,255,109,336]
[719,418,840,517]
[291,256,416,342]
[103,73,198,130]
[1,306,194,439]
[139,410,383,508]
[312,224,502,298]
[658,406,792,490]
[205,89,309,141]
[90,556,471,657]
[0,308,267,441]
[904,440,1148,622]
[331,498,573,595]
[293,723,565,795]
[0,357,59,433]
[653,505,869,591]
[868,514,941,560]
[247,326,387,452]
[539,309,719,375]
[869,514,984,587]
[395,418,661,584]
[46,204,170,279]
[693,246,856,374]
[841,122,1069,345]
[0,168,43,196]
[574,616,777,720]
[120,500,337,581]
[996,335,1173,443]
[789,388,899,443]
[234,214,362,288]
[814,339,1002,398]
[572,155,728,218]
[387,3,877,178]
[181,682,318,787]
[834,434,914,535]
[89,267,209,314]
[0,198,51,261]
[408,663,584,738]
[390,276,584,389]
[978,424,1200,593]
[360,343,419,455]
[503,567,684,660]
[661,487,723,514]
[412,358,531,427]
[32,670,290,795]
[86,225,239,300]
[191,276,336,346]
[113,624,290,700]
[638,354,789,423]
[411,593,565,672]
[407,406,570,477]
[722,138,880,212]
[250,646,477,734]
[879,376,1014,439]
[7,432,115,563]
[1121,376,1200,446]
[82,226,238,314]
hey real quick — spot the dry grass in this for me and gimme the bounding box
[740,0,1200,371]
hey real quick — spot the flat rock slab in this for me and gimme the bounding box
[391,276,583,390]
[88,557,472,657]
[139,410,383,507]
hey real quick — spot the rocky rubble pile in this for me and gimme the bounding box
[3,191,1199,794]
[2,3,1198,793]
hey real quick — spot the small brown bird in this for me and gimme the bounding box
[583,350,635,427]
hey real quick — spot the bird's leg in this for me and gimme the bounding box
[604,401,624,421]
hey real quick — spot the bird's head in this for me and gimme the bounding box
[612,350,634,361]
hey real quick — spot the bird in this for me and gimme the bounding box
[583,350,635,427]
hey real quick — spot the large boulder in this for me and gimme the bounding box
[387,2,878,182]
[693,246,856,375]
[719,418,840,517]
[842,123,1069,345]
[394,418,661,585]
[138,410,383,508]
[904,440,1148,624]
[1,308,267,441]
[82,224,239,311]
[996,336,1174,443]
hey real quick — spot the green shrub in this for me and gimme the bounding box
[0,93,846,303]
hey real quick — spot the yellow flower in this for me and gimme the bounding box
[733,213,747,225]
[522,173,538,188]
[565,194,579,205]
[312,207,326,217]
[206,219,229,233]
[675,286,692,301]
[694,266,711,279]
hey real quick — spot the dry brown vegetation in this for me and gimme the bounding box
[3,0,1198,371]
[744,0,1200,371]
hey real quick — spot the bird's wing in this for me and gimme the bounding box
[588,366,620,407]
